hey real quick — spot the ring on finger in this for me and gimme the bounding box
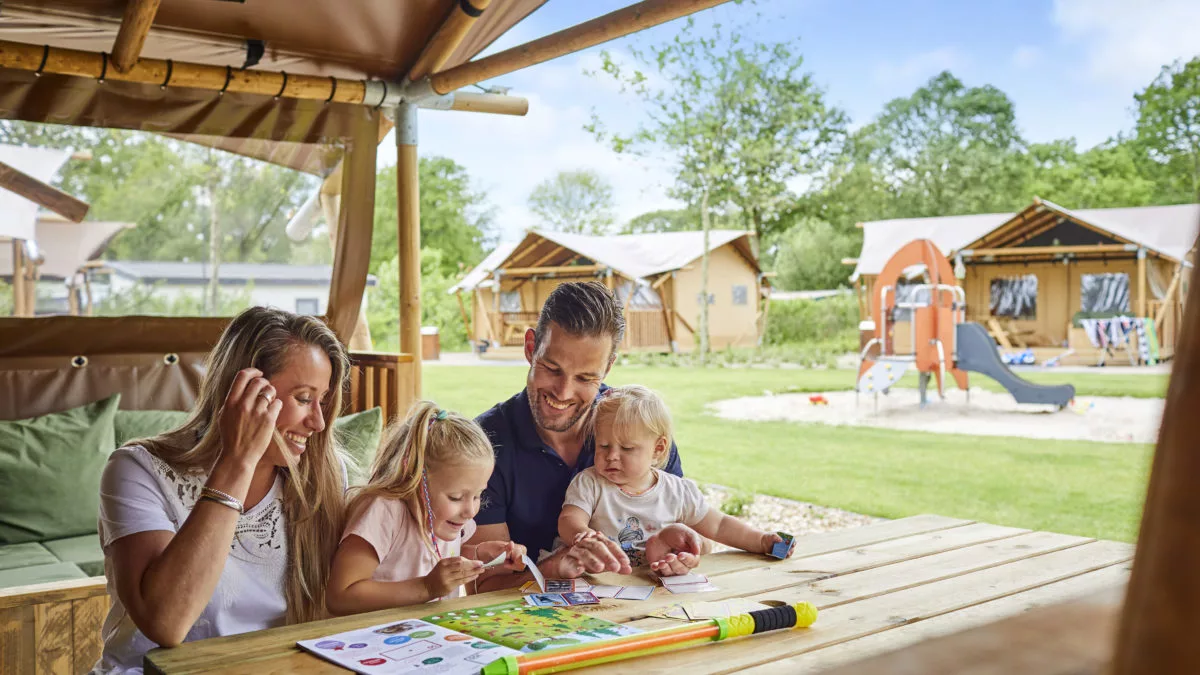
[258,391,274,403]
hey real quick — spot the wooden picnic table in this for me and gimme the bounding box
[143,515,1133,674]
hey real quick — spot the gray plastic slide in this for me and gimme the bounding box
[955,322,1075,407]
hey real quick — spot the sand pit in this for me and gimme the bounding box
[708,388,1163,444]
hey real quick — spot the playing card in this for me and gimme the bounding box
[526,593,568,607]
[614,585,654,601]
[563,591,599,606]
[545,579,575,593]
[590,585,621,598]
[659,573,708,587]
[481,551,507,569]
[665,581,719,594]
[523,554,546,592]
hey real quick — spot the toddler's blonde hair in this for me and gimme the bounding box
[591,385,673,469]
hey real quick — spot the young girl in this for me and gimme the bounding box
[326,402,525,615]
[558,385,789,571]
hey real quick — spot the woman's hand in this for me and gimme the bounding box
[217,368,282,469]
[423,557,484,599]
[475,540,528,572]
[551,536,632,578]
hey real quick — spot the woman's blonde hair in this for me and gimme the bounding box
[141,306,350,624]
[347,401,494,556]
[591,385,674,469]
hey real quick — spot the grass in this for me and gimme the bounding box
[424,364,1161,543]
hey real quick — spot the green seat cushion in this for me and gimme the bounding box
[0,562,88,588]
[43,534,105,577]
[0,542,57,571]
[114,409,188,447]
[0,394,121,545]
[335,407,383,485]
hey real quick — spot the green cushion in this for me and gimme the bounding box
[114,409,188,447]
[0,542,57,571]
[0,394,121,545]
[43,534,105,577]
[335,407,383,485]
[0,562,89,588]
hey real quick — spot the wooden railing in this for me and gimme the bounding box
[624,309,670,351]
[0,576,110,674]
[346,351,416,425]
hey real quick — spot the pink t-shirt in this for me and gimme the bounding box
[342,496,477,599]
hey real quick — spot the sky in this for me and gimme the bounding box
[376,0,1200,245]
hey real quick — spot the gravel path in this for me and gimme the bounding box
[707,388,1162,444]
[698,484,884,550]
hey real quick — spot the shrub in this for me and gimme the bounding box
[764,294,859,346]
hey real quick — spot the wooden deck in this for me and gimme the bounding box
[143,515,1133,674]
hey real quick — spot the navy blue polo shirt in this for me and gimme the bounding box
[474,387,684,556]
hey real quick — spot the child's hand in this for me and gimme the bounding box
[475,541,528,572]
[761,532,788,557]
[423,556,483,599]
[646,523,702,575]
[650,551,700,574]
[572,529,603,545]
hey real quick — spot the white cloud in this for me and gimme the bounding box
[1012,45,1041,69]
[872,47,964,87]
[1053,0,1200,86]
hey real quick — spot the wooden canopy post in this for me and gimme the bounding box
[407,0,492,81]
[454,290,472,345]
[325,110,379,347]
[0,160,89,222]
[396,102,422,411]
[1113,243,1200,672]
[1137,248,1148,319]
[111,0,162,72]
[10,240,26,316]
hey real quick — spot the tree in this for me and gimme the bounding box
[622,208,696,233]
[854,71,1028,218]
[367,248,470,352]
[771,219,860,291]
[591,21,844,357]
[527,169,615,235]
[1135,57,1200,202]
[371,157,494,278]
[1024,138,1156,208]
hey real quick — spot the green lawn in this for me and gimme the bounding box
[424,365,1161,543]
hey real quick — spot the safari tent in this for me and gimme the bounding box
[849,199,1200,364]
[451,229,767,353]
[0,1,736,669]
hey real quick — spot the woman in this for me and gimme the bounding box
[92,307,350,673]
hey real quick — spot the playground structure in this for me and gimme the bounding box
[857,239,1075,409]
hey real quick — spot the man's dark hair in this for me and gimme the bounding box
[534,281,626,361]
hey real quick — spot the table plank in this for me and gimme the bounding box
[815,589,1123,675]
[578,540,1132,674]
[746,561,1131,673]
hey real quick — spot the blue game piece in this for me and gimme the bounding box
[769,532,796,559]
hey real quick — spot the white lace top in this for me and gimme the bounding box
[91,445,288,674]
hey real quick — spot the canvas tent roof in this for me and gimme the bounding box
[451,229,759,293]
[851,201,1200,281]
[0,212,132,280]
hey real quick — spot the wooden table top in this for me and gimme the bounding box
[144,515,1133,674]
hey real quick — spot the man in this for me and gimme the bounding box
[469,281,700,589]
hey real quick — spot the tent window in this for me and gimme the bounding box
[295,298,320,315]
[732,285,748,306]
[499,291,522,313]
[616,281,662,309]
[1080,273,1130,314]
[989,274,1037,319]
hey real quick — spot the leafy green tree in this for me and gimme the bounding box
[367,248,470,352]
[527,169,616,235]
[622,208,697,233]
[770,219,860,291]
[1024,138,1156,208]
[371,157,494,278]
[1134,57,1200,202]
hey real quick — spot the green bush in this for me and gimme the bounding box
[720,490,754,517]
[764,294,859,346]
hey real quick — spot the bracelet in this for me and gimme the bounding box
[200,486,244,514]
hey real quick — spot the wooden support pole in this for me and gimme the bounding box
[455,290,472,343]
[10,240,26,316]
[1113,244,1200,673]
[528,245,566,268]
[1138,248,1148,319]
[491,278,501,344]
[446,91,529,116]
[501,263,604,276]
[0,161,89,222]
[1157,262,1185,334]
[111,0,162,73]
[430,0,732,94]
[408,0,492,81]
[959,244,1135,258]
[396,103,422,408]
[506,236,546,268]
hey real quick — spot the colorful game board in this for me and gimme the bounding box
[423,599,641,652]
[296,618,518,674]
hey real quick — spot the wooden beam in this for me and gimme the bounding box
[506,236,546,268]
[673,309,695,335]
[111,0,162,73]
[501,263,605,276]
[455,290,471,343]
[396,103,422,404]
[430,0,732,95]
[841,258,858,266]
[1157,262,1185,334]
[528,245,566,268]
[958,244,1135,258]
[1113,244,1200,672]
[10,240,26,317]
[651,273,671,290]
[1138,249,1148,319]
[446,91,530,116]
[408,0,492,81]
[0,160,89,222]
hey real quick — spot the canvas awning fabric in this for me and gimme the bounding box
[0,213,132,279]
[852,202,1200,281]
[0,1,547,168]
[451,229,760,293]
[0,144,72,240]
